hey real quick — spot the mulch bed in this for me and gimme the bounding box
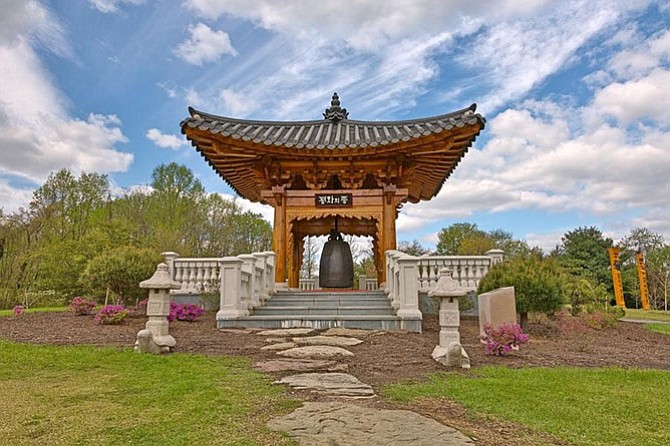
[2,311,669,445]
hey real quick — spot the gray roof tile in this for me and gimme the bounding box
[181,103,485,151]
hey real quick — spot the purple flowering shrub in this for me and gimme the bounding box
[70,296,98,316]
[13,305,25,317]
[94,305,128,325]
[168,302,205,322]
[481,322,529,356]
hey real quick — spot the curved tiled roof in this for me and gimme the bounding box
[181,103,483,151]
[181,94,485,203]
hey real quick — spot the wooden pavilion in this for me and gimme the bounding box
[181,93,485,288]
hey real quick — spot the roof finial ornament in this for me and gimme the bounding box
[323,92,349,122]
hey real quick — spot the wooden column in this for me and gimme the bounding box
[372,236,384,285]
[381,185,398,284]
[272,187,286,284]
[287,227,301,288]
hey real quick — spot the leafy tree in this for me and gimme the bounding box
[436,223,534,258]
[647,246,670,311]
[436,223,484,255]
[301,236,319,279]
[478,254,565,328]
[397,239,429,256]
[620,227,665,254]
[148,163,207,254]
[458,233,496,255]
[80,246,162,305]
[555,226,613,288]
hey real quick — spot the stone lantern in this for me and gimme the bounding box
[135,263,180,354]
[428,267,475,368]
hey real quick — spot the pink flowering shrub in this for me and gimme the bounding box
[70,297,98,316]
[94,305,128,325]
[481,322,529,356]
[13,305,25,317]
[168,302,205,322]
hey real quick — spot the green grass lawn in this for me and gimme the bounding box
[624,308,670,322]
[645,323,670,336]
[0,341,298,446]
[0,306,68,317]
[384,367,670,446]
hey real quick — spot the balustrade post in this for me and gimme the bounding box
[161,251,179,279]
[254,252,269,302]
[486,249,504,265]
[238,254,259,308]
[358,275,367,290]
[264,251,276,296]
[217,257,248,319]
[396,254,422,332]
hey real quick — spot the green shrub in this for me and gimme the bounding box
[80,246,161,306]
[566,277,611,316]
[479,254,565,328]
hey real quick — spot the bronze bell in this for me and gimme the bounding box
[319,227,354,288]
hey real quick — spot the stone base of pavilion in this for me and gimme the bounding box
[217,289,422,333]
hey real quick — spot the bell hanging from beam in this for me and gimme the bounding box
[319,217,354,288]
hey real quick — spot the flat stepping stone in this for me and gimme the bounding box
[277,345,354,359]
[268,402,475,445]
[264,337,289,343]
[218,328,261,333]
[254,359,348,373]
[322,327,380,337]
[276,373,374,397]
[257,328,316,336]
[260,342,297,351]
[293,335,363,347]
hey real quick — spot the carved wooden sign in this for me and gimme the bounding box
[315,193,353,208]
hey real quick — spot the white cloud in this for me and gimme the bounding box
[219,89,257,117]
[174,23,237,66]
[88,0,146,14]
[185,0,552,51]
[403,87,670,238]
[456,3,625,113]
[593,69,670,126]
[0,0,133,190]
[0,0,70,57]
[525,231,564,253]
[607,28,670,79]
[0,179,33,213]
[158,82,177,98]
[146,128,186,149]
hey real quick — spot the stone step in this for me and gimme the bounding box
[275,291,386,299]
[264,298,391,307]
[254,305,395,316]
[217,314,404,331]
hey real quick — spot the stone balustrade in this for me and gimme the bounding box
[384,249,503,332]
[299,278,319,291]
[357,276,379,291]
[161,249,500,328]
[162,251,276,319]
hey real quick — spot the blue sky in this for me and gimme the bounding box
[1,0,669,251]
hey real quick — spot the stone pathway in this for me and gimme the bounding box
[277,373,375,398]
[267,402,475,446]
[277,345,354,359]
[254,327,474,445]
